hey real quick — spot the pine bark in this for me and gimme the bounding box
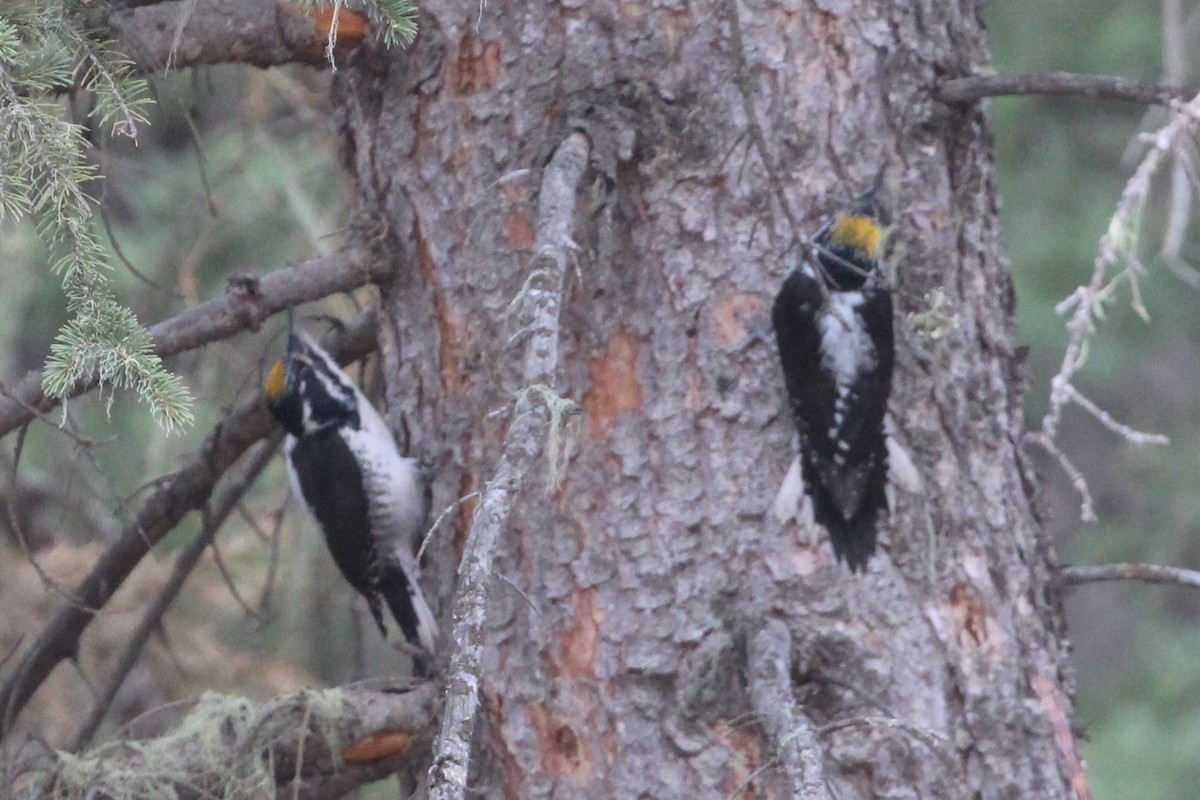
[337,1,1081,797]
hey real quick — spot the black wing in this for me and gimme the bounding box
[772,269,834,445]
[291,428,395,637]
[773,271,894,570]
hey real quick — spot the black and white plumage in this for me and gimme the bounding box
[772,186,897,571]
[265,327,438,652]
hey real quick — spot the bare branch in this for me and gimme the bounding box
[0,246,384,440]
[746,621,831,800]
[936,72,1198,106]
[20,683,438,800]
[1033,92,1200,519]
[1025,432,1097,523]
[1042,93,1200,443]
[99,0,371,73]
[0,314,378,741]
[66,436,283,754]
[1059,562,1200,590]
[427,131,591,800]
[1063,384,1169,446]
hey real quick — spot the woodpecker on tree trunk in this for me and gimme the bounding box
[265,321,438,653]
[772,172,916,570]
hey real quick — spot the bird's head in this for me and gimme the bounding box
[815,168,889,290]
[265,321,359,436]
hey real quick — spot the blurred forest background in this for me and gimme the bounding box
[0,1,1197,797]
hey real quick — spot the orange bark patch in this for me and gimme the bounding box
[449,34,502,94]
[709,720,761,799]
[505,208,536,251]
[1032,674,1093,800]
[529,706,595,783]
[279,3,368,56]
[414,233,469,398]
[561,587,600,678]
[713,293,765,349]
[342,731,411,764]
[582,330,644,439]
[949,583,989,650]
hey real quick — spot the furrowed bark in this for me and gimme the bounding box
[428,131,591,800]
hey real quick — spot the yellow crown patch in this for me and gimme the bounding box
[265,360,286,402]
[827,214,882,258]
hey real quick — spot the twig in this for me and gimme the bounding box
[427,131,591,800]
[1058,562,1200,590]
[1062,384,1168,446]
[1025,432,1096,523]
[206,533,263,625]
[66,436,282,753]
[936,72,1199,106]
[257,501,289,615]
[0,246,385,439]
[1033,92,1200,518]
[745,621,830,800]
[0,314,378,741]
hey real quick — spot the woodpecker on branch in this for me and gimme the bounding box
[772,173,916,570]
[265,321,438,653]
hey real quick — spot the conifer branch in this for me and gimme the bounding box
[0,247,385,440]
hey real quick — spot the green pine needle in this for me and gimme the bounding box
[1,2,191,432]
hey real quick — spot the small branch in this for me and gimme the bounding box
[98,0,371,73]
[1063,384,1169,446]
[0,247,384,440]
[1025,432,1096,523]
[66,436,282,754]
[936,72,1199,106]
[0,314,378,741]
[19,683,438,800]
[1032,93,1200,520]
[1059,562,1200,590]
[746,621,830,800]
[427,132,591,800]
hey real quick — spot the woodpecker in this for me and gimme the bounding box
[265,323,438,653]
[772,174,900,571]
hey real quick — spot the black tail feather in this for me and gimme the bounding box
[377,561,422,645]
[808,468,886,572]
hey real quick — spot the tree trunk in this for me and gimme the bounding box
[339,1,1082,797]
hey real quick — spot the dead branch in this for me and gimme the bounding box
[427,131,591,800]
[18,682,438,800]
[97,0,372,73]
[0,246,384,440]
[1034,93,1200,518]
[66,435,283,754]
[936,72,1199,106]
[746,621,830,799]
[1059,562,1200,590]
[0,313,377,741]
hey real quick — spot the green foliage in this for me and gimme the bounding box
[0,2,190,431]
[367,0,419,47]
